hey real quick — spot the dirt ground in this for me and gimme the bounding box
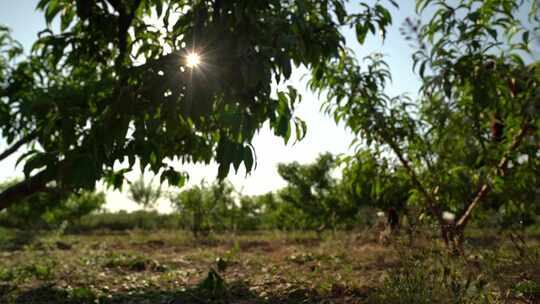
[0,229,538,303]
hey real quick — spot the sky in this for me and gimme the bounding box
[2,0,522,213]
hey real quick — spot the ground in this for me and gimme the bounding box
[0,228,539,303]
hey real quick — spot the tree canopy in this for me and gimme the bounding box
[0,0,394,210]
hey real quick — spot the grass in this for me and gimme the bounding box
[0,228,538,303]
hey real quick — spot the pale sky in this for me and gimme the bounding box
[6,1,532,213]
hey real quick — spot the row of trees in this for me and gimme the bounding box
[0,151,537,236]
[132,152,538,237]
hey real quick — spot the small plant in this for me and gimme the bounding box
[197,255,235,300]
[198,268,227,299]
[69,287,97,302]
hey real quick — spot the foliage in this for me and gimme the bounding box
[127,175,162,210]
[370,249,492,304]
[371,234,540,304]
[170,180,237,236]
[309,0,540,250]
[277,153,358,231]
[341,150,412,214]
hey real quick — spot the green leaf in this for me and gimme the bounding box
[355,23,369,44]
[522,30,530,45]
[161,168,187,187]
[243,146,255,172]
[66,154,98,189]
[60,7,76,31]
[45,0,62,24]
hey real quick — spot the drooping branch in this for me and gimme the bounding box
[0,169,52,211]
[0,131,37,162]
[456,121,532,230]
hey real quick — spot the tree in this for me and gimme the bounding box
[277,153,358,233]
[170,179,236,236]
[310,0,540,252]
[127,175,162,210]
[0,0,395,210]
[234,195,263,231]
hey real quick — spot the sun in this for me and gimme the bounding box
[186,52,201,68]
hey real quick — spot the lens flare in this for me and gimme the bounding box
[186,53,200,68]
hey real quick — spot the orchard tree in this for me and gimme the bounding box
[171,183,207,236]
[277,153,358,233]
[0,0,395,210]
[170,179,236,235]
[310,0,540,252]
[341,150,412,229]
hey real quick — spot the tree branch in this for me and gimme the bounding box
[383,134,444,224]
[456,121,532,229]
[0,169,52,211]
[110,0,142,72]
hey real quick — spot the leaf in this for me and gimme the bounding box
[45,0,62,24]
[279,117,291,144]
[281,57,292,79]
[60,7,76,31]
[419,60,427,78]
[355,23,369,44]
[155,1,163,18]
[23,152,54,177]
[294,117,307,142]
[243,145,255,173]
[161,168,187,187]
[522,30,530,45]
[486,28,497,40]
[65,154,98,189]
